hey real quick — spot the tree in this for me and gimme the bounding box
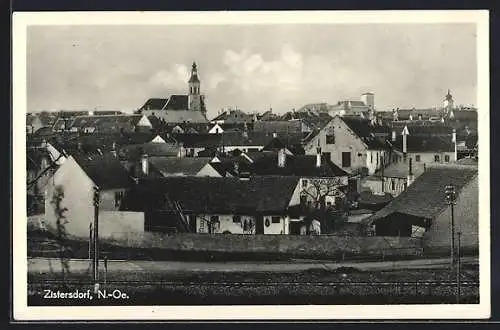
[197,215,220,234]
[300,177,348,234]
[50,185,71,282]
[301,177,347,210]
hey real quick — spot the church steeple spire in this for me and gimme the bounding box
[188,61,202,112]
[188,62,200,85]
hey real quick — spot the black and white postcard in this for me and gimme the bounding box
[13,10,490,320]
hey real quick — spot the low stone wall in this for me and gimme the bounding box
[103,232,423,258]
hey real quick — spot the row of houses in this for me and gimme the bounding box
[31,126,478,250]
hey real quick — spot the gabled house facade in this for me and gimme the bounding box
[44,154,143,238]
[304,116,391,176]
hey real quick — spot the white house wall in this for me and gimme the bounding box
[366,150,389,175]
[44,156,95,238]
[196,164,224,177]
[364,176,410,197]
[196,214,256,234]
[99,211,145,238]
[137,115,153,127]
[195,214,289,235]
[304,117,370,174]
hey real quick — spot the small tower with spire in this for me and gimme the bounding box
[443,89,455,111]
[188,62,202,112]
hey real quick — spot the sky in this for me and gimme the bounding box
[27,24,477,118]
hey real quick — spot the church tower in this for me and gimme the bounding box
[188,62,202,112]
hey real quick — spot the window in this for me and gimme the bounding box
[326,134,335,144]
[445,155,450,162]
[210,215,219,223]
[342,152,351,167]
[370,152,373,163]
[415,155,421,162]
[114,191,124,207]
[391,180,396,191]
[376,152,379,166]
[302,179,308,188]
[271,216,281,224]
[434,155,440,162]
[232,215,241,223]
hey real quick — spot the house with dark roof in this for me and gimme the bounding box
[120,176,302,235]
[361,157,426,198]
[304,116,392,177]
[197,158,241,177]
[253,120,304,135]
[251,149,350,210]
[389,125,457,165]
[210,109,253,124]
[367,165,478,249]
[139,62,208,123]
[44,154,142,238]
[174,131,283,158]
[56,114,153,134]
[147,157,214,177]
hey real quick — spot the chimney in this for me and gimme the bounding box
[141,154,149,176]
[391,130,396,142]
[316,140,322,168]
[407,157,415,186]
[452,128,457,161]
[278,148,286,168]
[402,125,409,161]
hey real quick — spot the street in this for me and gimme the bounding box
[28,256,478,274]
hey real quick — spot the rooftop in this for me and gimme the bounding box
[121,176,300,214]
[369,166,478,221]
[72,154,135,190]
[148,157,212,176]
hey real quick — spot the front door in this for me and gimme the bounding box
[255,215,264,234]
[289,221,302,235]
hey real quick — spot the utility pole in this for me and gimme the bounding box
[457,231,462,304]
[88,223,93,263]
[445,184,457,266]
[93,186,100,286]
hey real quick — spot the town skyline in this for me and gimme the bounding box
[27,23,477,117]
